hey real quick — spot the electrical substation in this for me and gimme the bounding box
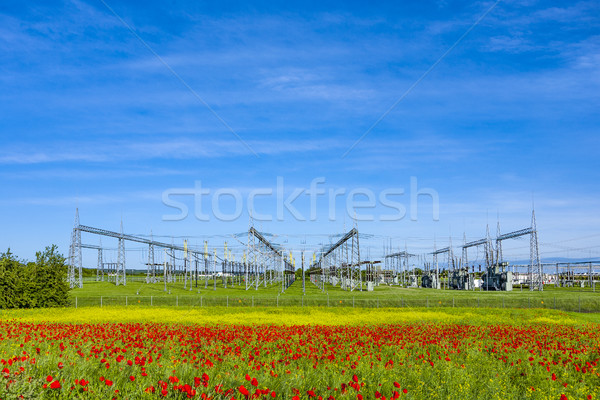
[68,209,600,293]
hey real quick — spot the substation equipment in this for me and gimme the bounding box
[309,227,362,291]
[383,249,416,287]
[481,262,513,291]
[69,208,597,294]
[68,209,294,292]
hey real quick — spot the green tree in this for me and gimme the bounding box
[0,249,21,308]
[33,245,69,307]
[0,245,69,309]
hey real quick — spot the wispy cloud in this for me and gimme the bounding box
[0,137,345,165]
[0,190,161,207]
[258,68,376,101]
[0,166,190,180]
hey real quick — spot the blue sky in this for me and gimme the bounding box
[1,0,599,266]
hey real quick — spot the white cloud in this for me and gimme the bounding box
[0,190,161,207]
[0,137,346,165]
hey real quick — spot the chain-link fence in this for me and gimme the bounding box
[70,295,600,313]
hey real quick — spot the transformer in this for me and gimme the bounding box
[408,275,419,288]
[449,267,474,290]
[481,262,512,291]
[421,273,440,289]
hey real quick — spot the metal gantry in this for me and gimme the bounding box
[550,261,600,288]
[461,226,494,277]
[429,239,453,289]
[384,249,415,286]
[246,227,294,292]
[495,210,542,291]
[313,228,362,291]
[69,210,211,288]
[80,241,103,282]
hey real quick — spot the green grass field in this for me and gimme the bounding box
[68,276,600,312]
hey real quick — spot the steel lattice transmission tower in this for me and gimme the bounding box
[68,208,83,289]
[494,209,543,291]
[496,218,503,264]
[485,224,494,269]
[529,210,542,291]
[116,220,126,286]
[146,231,155,283]
[349,227,361,291]
[96,238,104,282]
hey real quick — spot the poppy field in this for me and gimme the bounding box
[0,308,599,399]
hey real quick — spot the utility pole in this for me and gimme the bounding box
[184,240,188,290]
[223,242,228,288]
[204,241,209,289]
[281,254,285,293]
[163,249,167,292]
[302,251,305,295]
[213,249,217,291]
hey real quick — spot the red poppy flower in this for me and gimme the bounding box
[239,385,250,396]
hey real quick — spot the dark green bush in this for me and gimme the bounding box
[0,245,69,308]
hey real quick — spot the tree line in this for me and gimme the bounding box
[0,245,69,308]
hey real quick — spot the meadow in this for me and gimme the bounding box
[68,277,600,312]
[2,279,599,399]
[1,306,600,399]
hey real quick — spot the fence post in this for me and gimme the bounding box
[277,296,279,307]
[75,297,77,309]
[100,296,103,308]
[176,296,178,307]
[151,296,153,306]
[126,296,128,307]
